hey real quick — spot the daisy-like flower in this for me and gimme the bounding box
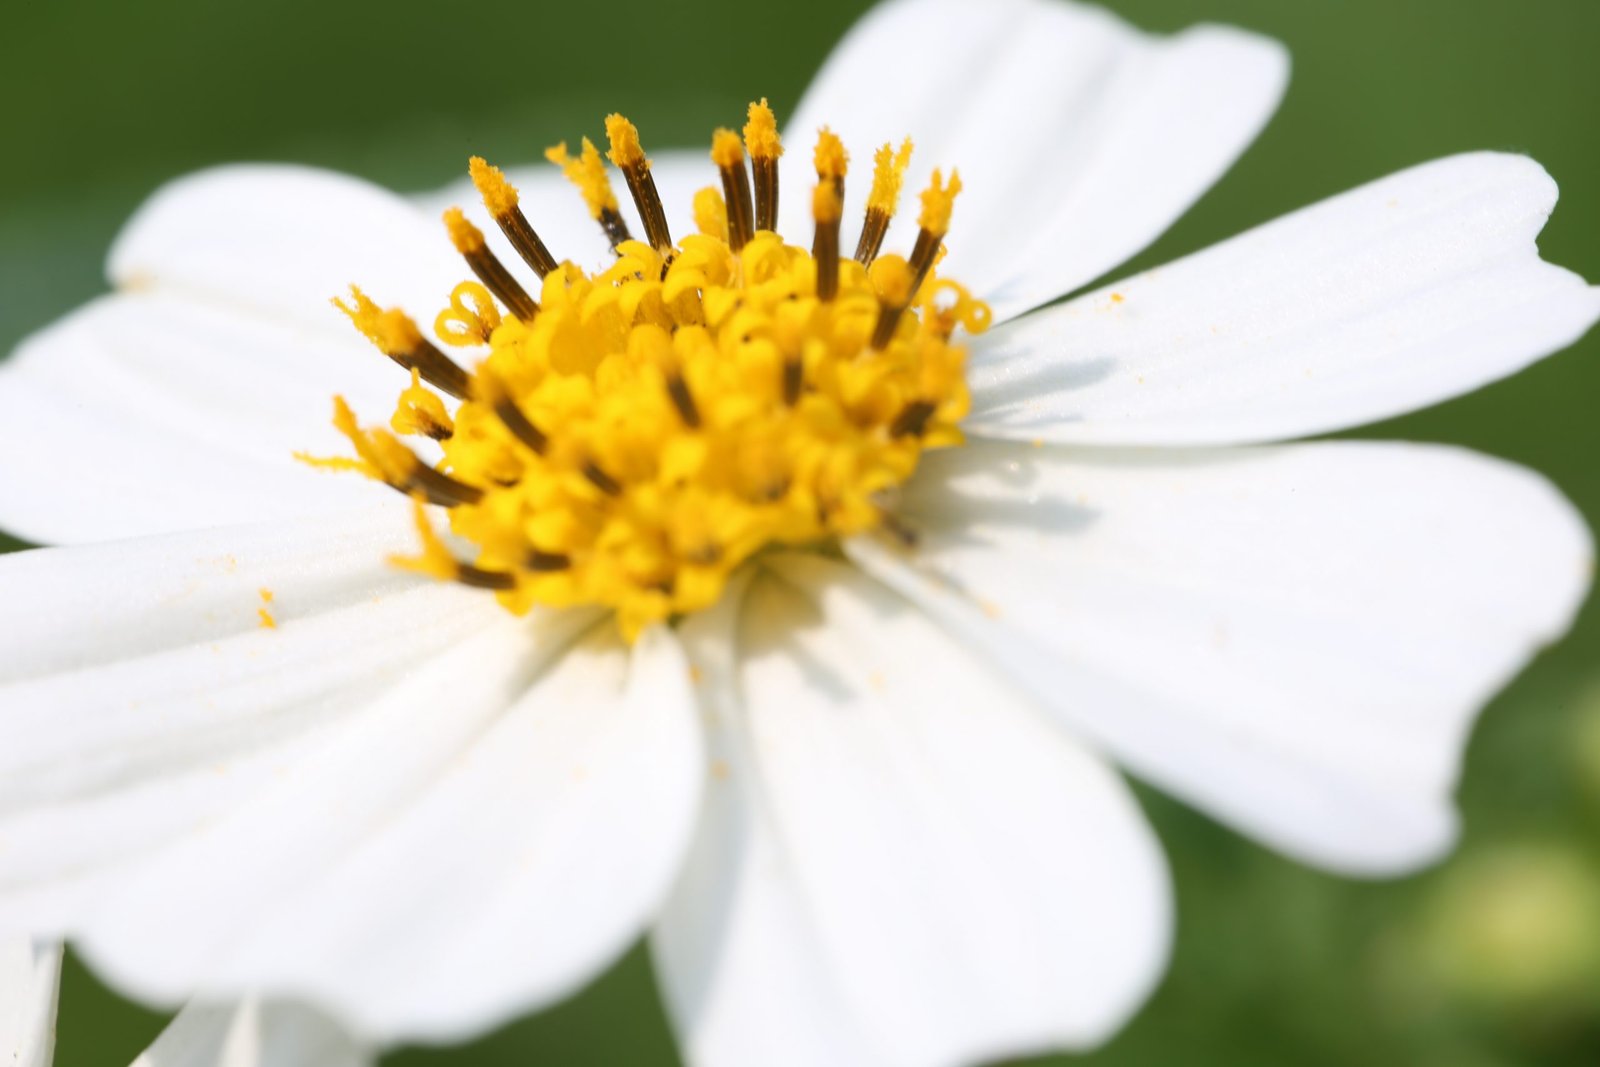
[1,0,1595,1064]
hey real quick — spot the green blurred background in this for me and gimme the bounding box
[3,0,1599,1064]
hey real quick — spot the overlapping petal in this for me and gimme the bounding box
[132,999,371,1067]
[966,152,1600,446]
[0,938,59,1067]
[850,440,1592,874]
[781,0,1287,321]
[0,507,703,1045]
[656,558,1170,1067]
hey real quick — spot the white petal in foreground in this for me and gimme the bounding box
[0,290,409,543]
[966,153,1600,446]
[656,558,1171,1067]
[781,0,1287,322]
[851,441,1593,875]
[3,580,703,1048]
[0,504,504,930]
[0,939,60,1067]
[133,999,371,1067]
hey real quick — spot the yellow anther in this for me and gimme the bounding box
[546,139,618,218]
[334,285,424,355]
[443,207,486,254]
[711,128,746,169]
[814,127,848,180]
[694,186,728,238]
[917,169,963,237]
[605,113,647,169]
[812,180,842,224]
[469,156,519,217]
[867,138,914,216]
[743,98,783,161]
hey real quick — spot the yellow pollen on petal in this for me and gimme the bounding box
[314,109,989,640]
[605,113,647,169]
[918,169,963,237]
[867,137,914,215]
[545,139,618,218]
[743,98,783,160]
[469,156,519,217]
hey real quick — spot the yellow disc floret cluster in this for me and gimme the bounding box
[309,103,990,639]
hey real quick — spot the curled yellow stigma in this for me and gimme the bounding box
[545,139,618,219]
[743,98,783,161]
[322,107,988,640]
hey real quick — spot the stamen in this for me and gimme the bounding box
[666,373,701,428]
[814,126,848,197]
[606,114,674,255]
[890,399,936,438]
[433,281,502,348]
[744,98,783,232]
[334,286,472,399]
[476,372,548,455]
[443,208,541,322]
[583,459,623,496]
[393,501,517,590]
[546,139,631,249]
[333,397,483,507]
[855,138,913,266]
[907,169,962,295]
[469,157,559,278]
[392,368,455,440]
[712,129,755,252]
[811,180,842,302]
[869,255,914,350]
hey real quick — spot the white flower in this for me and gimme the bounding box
[0,936,369,1067]
[0,0,1595,1065]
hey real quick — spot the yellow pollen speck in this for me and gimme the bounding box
[257,588,277,629]
[917,169,962,236]
[814,127,848,180]
[867,137,914,215]
[743,98,783,160]
[694,186,728,238]
[443,207,485,254]
[711,128,745,169]
[546,139,619,218]
[1111,292,1125,304]
[812,180,842,224]
[605,113,647,169]
[469,156,519,217]
[319,112,990,641]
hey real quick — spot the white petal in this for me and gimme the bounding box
[966,153,1600,445]
[655,557,1171,1067]
[0,504,504,926]
[109,165,466,338]
[0,291,410,543]
[411,151,712,278]
[0,939,60,1067]
[780,0,1287,321]
[849,441,1593,874]
[29,607,700,1046]
[132,999,371,1067]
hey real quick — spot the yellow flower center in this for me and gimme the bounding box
[306,101,990,639]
